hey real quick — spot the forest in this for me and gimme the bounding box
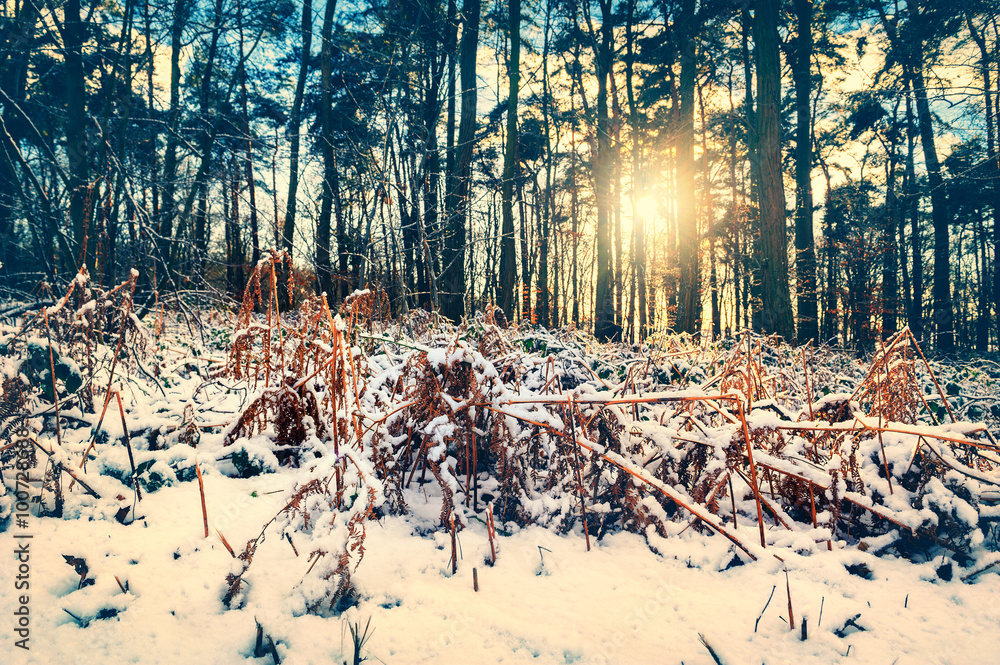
[0,0,998,350]
[9,2,1000,661]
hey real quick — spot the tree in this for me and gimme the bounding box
[499,0,521,319]
[792,0,818,342]
[754,0,795,339]
[675,0,700,334]
[442,0,482,321]
[281,0,314,304]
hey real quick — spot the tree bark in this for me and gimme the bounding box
[793,0,818,342]
[753,0,795,339]
[281,0,313,302]
[441,0,480,321]
[315,0,338,299]
[63,0,93,272]
[498,0,520,319]
[675,0,700,335]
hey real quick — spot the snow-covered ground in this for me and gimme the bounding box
[5,282,1000,665]
[4,470,1000,665]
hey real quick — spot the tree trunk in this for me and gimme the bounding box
[315,0,338,299]
[905,88,924,341]
[442,0,480,321]
[537,0,553,328]
[753,0,794,339]
[158,0,186,278]
[238,14,261,274]
[625,0,645,340]
[882,103,901,337]
[675,0,700,335]
[592,0,615,340]
[792,0,818,342]
[63,0,92,272]
[498,0,520,319]
[910,60,953,351]
[281,0,313,302]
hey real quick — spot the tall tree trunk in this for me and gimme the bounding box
[969,14,1000,349]
[315,0,338,299]
[442,0,480,321]
[625,0,645,340]
[910,60,953,350]
[498,0,520,319]
[742,9,762,320]
[238,13,261,274]
[882,103,901,337]
[63,0,92,272]
[753,0,794,339]
[571,90,580,327]
[675,0,700,335]
[537,0,552,328]
[159,0,186,279]
[592,0,616,340]
[281,0,313,303]
[792,0,818,342]
[905,88,924,340]
[699,81,720,339]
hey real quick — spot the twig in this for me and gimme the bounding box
[196,463,208,537]
[755,585,775,633]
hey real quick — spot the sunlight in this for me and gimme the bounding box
[637,196,657,222]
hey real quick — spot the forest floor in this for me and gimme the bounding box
[3,267,1000,664]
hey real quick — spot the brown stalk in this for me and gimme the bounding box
[115,391,142,502]
[904,328,956,423]
[802,346,814,421]
[196,463,208,537]
[449,513,458,574]
[735,400,767,548]
[486,503,497,564]
[42,309,64,452]
[785,569,795,630]
[217,528,236,557]
[567,399,591,552]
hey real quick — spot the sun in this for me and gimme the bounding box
[637,196,658,221]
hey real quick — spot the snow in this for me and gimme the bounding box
[6,298,1000,664]
[5,477,1000,664]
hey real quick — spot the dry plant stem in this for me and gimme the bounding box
[486,403,761,558]
[450,513,458,574]
[567,399,591,552]
[961,557,1000,581]
[196,463,209,537]
[775,423,996,452]
[115,391,142,502]
[905,328,957,423]
[849,329,907,403]
[873,350,894,494]
[736,400,767,548]
[734,468,793,531]
[269,255,286,376]
[473,567,479,592]
[217,528,235,557]
[728,474,738,529]
[802,346,814,421]
[785,569,795,630]
[30,438,100,497]
[79,391,116,467]
[42,309,64,452]
[486,503,497,564]
[101,271,138,414]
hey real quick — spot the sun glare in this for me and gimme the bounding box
[637,196,657,221]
